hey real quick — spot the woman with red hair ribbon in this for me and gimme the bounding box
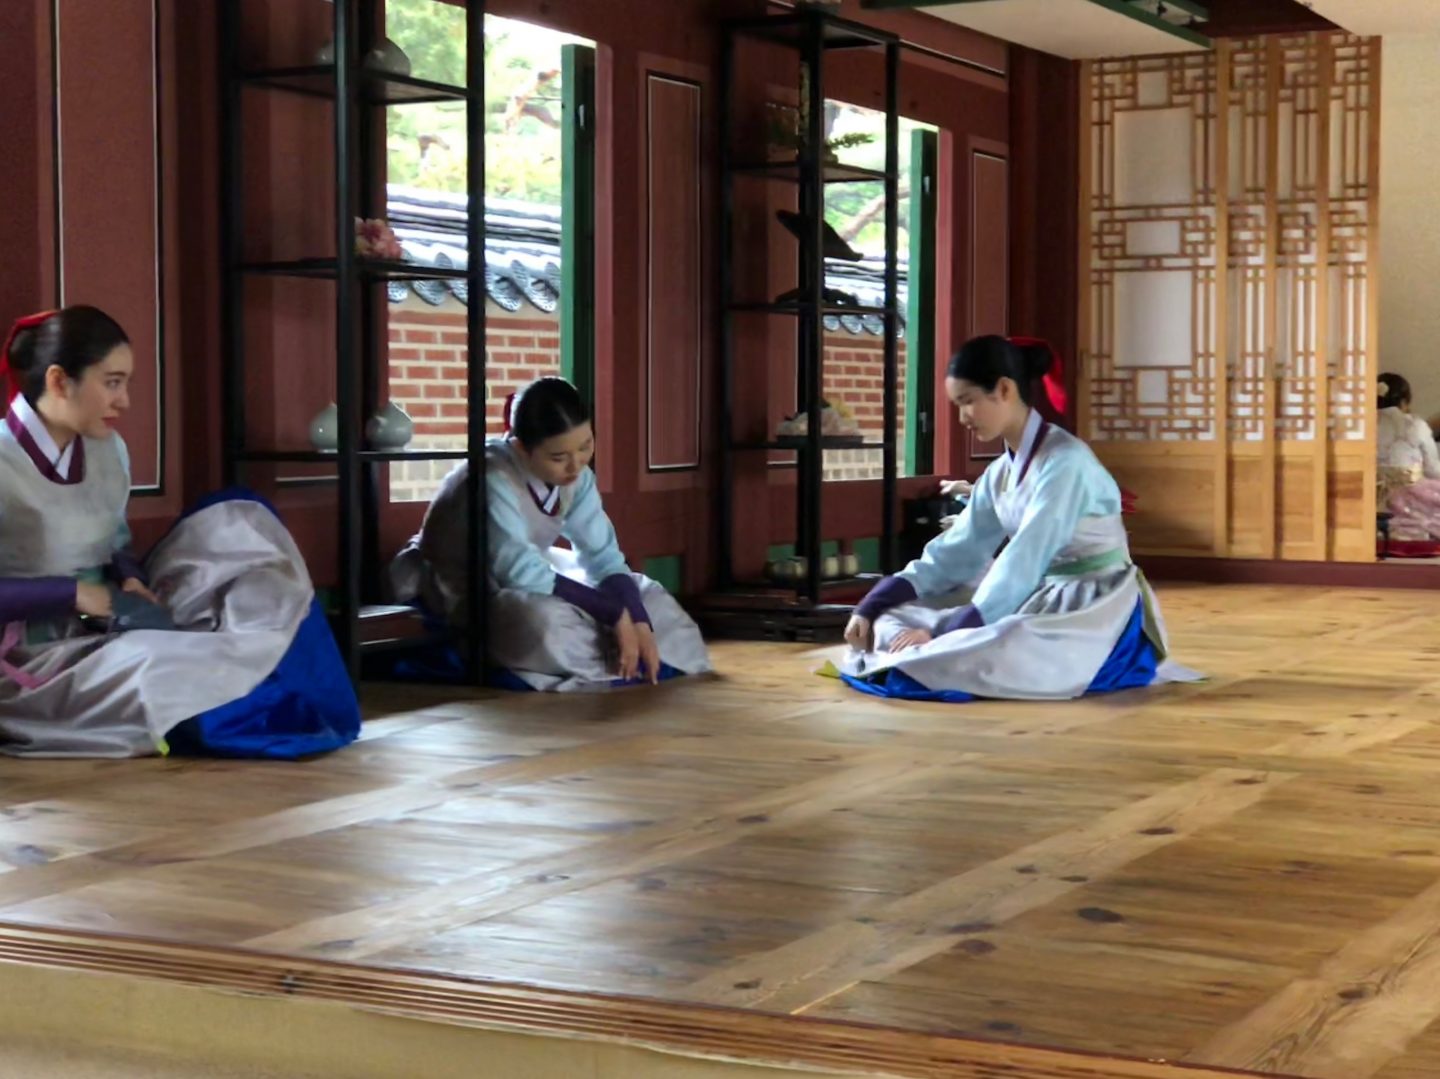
[0,305,358,758]
[839,335,1200,702]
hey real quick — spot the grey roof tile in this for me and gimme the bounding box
[385,185,906,336]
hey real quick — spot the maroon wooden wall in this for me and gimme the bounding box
[0,0,1083,593]
[1008,45,1080,435]
[0,0,188,551]
[0,2,54,364]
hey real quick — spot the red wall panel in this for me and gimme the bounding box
[967,148,1009,464]
[55,0,165,491]
[0,0,54,329]
[645,74,704,471]
[1008,46,1080,435]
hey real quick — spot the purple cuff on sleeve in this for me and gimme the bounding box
[0,576,76,626]
[109,550,146,586]
[855,575,917,622]
[599,574,650,627]
[552,575,624,627]
[935,603,985,637]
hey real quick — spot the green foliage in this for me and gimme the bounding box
[378,4,922,262]
[822,106,930,258]
[385,0,465,83]
[766,106,875,160]
[825,131,875,153]
[384,3,583,203]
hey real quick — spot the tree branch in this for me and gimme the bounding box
[837,183,910,243]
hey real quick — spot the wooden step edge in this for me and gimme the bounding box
[0,923,1269,1079]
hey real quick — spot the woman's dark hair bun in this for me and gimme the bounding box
[510,376,591,450]
[1017,341,1053,380]
[5,305,129,406]
[7,328,38,373]
[1378,371,1412,410]
[946,335,1049,407]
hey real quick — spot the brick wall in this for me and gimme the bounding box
[386,296,910,501]
[387,293,561,502]
[821,331,908,482]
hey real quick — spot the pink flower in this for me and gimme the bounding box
[355,217,403,261]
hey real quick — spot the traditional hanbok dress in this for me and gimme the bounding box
[1377,406,1440,541]
[390,437,712,692]
[840,409,1200,700]
[0,394,358,758]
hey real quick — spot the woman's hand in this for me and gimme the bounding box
[121,578,161,606]
[843,614,874,652]
[614,610,641,681]
[635,621,661,685]
[888,628,933,652]
[75,582,114,618]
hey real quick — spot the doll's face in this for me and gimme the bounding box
[43,344,133,440]
[519,421,595,486]
[946,375,1020,444]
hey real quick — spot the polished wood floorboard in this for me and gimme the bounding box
[3,583,1440,1078]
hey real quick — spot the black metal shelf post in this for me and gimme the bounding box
[717,23,735,592]
[881,38,900,573]
[219,0,487,686]
[333,0,362,675]
[219,0,243,491]
[462,0,486,682]
[716,10,902,614]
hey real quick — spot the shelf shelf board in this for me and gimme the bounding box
[238,258,472,282]
[727,301,895,317]
[729,161,890,185]
[240,66,468,105]
[237,449,472,464]
[322,606,452,656]
[730,439,885,452]
[360,449,471,462]
[730,573,881,594]
[725,13,896,51]
[358,605,420,621]
[358,630,457,656]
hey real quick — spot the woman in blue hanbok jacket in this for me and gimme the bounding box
[391,376,711,691]
[841,335,1201,701]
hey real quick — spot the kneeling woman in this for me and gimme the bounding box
[1376,372,1440,542]
[841,335,1199,701]
[391,377,711,691]
[0,307,358,758]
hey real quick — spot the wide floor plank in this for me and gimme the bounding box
[3,583,1440,1077]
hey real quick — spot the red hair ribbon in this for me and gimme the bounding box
[1008,335,1068,418]
[0,310,56,405]
[503,391,517,434]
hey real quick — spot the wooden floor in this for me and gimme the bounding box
[7,583,1440,1078]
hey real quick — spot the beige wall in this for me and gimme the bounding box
[1380,34,1440,424]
